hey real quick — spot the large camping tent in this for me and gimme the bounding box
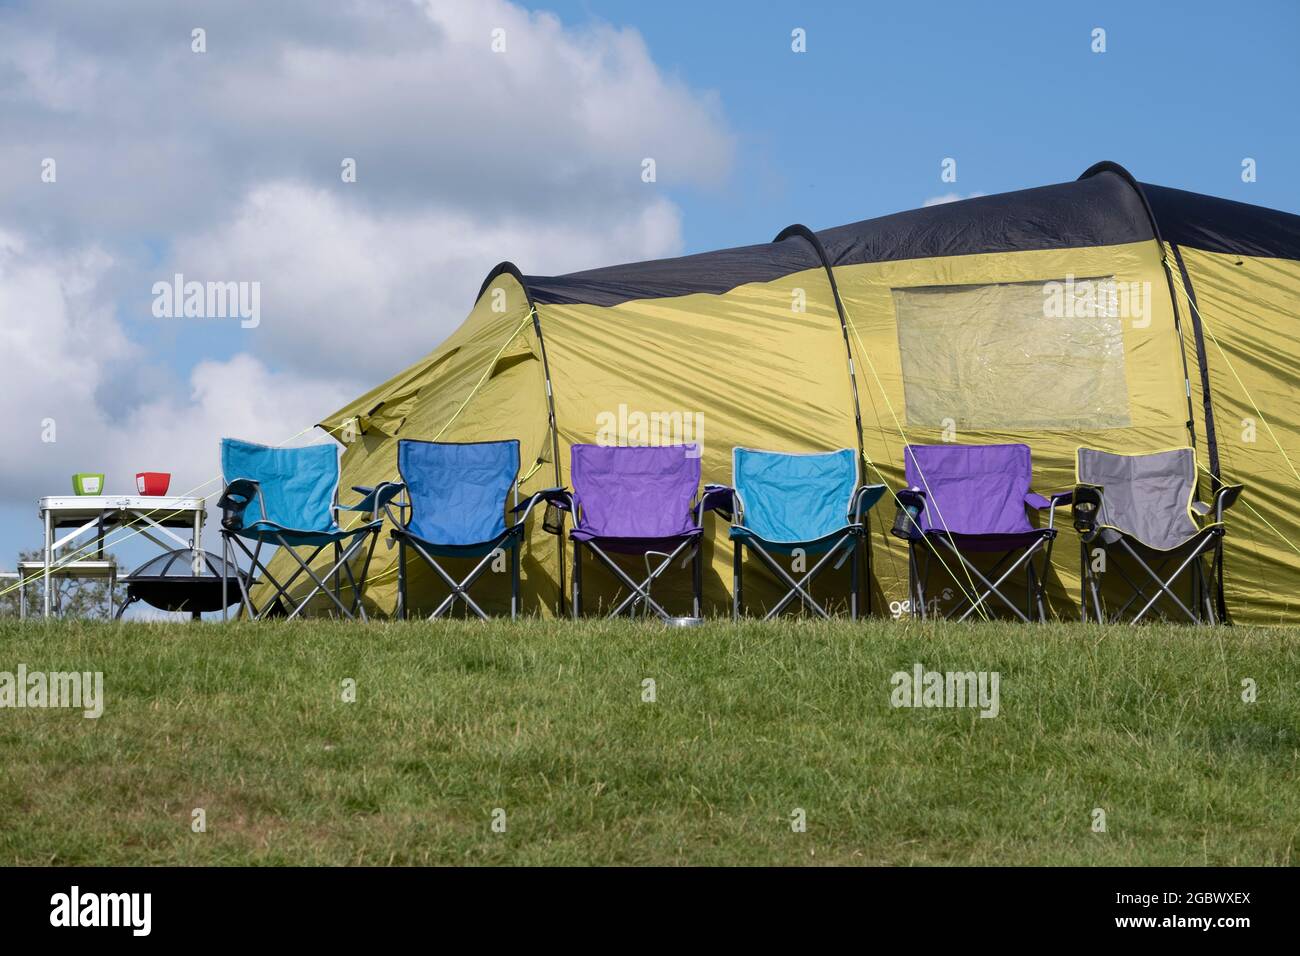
[279,161,1300,623]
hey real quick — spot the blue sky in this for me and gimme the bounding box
[536,0,1299,250]
[0,0,1295,612]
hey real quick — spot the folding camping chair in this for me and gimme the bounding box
[1070,447,1242,624]
[891,444,1066,622]
[219,438,393,621]
[562,444,720,621]
[717,447,885,620]
[383,438,551,620]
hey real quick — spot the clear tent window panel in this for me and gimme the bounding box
[892,277,1132,431]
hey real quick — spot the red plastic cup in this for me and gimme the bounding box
[136,472,171,496]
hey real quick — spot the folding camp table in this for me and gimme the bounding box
[27,496,206,619]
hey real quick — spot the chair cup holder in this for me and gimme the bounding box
[542,502,565,536]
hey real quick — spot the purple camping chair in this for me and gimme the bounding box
[556,444,721,620]
[890,444,1068,622]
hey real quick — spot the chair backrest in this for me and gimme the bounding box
[570,444,700,538]
[1076,447,1199,549]
[904,443,1034,535]
[733,447,857,542]
[398,439,519,546]
[221,438,339,532]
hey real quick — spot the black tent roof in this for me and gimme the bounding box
[481,163,1300,309]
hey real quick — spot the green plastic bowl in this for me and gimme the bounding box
[72,473,105,495]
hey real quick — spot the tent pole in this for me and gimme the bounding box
[772,224,867,471]
[1078,162,1202,456]
[1169,243,1221,485]
[1079,162,1225,621]
[477,261,567,616]
[531,307,567,617]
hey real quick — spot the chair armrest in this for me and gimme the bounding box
[1217,484,1244,512]
[1026,490,1073,529]
[1024,491,1051,510]
[341,482,405,514]
[512,487,573,534]
[1195,483,1243,522]
[699,484,735,523]
[218,479,264,531]
[510,487,571,514]
[851,484,887,523]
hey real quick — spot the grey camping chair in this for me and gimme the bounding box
[1069,447,1242,624]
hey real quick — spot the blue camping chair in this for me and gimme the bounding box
[715,447,886,619]
[218,438,394,620]
[382,439,552,619]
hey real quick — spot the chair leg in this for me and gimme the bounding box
[1206,558,1220,625]
[223,534,287,620]
[1035,568,1047,623]
[572,539,582,620]
[1214,536,1227,624]
[1091,561,1105,622]
[397,539,407,620]
[339,529,378,622]
[909,542,925,620]
[1198,546,1220,625]
[222,533,230,623]
[692,543,702,618]
[906,541,915,619]
[1079,540,1088,623]
[733,540,743,620]
[1082,540,1105,623]
[229,533,265,620]
[849,535,860,621]
[940,540,1036,625]
[865,528,873,617]
[1026,561,1035,621]
[1200,557,1213,625]
[1191,558,1202,624]
[281,538,367,621]
[397,536,504,621]
[339,548,363,621]
[1126,538,1209,624]
[1033,536,1054,623]
[596,541,686,621]
[333,540,342,615]
[749,538,839,620]
[511,540,520,620]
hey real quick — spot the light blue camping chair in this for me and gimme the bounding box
[383,439,553,619]
[713,447,887,619]
[218,438,395,620]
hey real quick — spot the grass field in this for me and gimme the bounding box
[1,618,1298,866]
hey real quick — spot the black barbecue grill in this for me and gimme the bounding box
[116,549,249,620]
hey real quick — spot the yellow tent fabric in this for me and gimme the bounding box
[258,163,1299,624]
[1170,246,1300,623]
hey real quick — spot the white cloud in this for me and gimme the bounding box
[0,0,735,531]
[0,233,353,506]
[0,0,733,231]
[167,181,683,378]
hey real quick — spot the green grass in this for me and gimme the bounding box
[1,618,1298,865]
